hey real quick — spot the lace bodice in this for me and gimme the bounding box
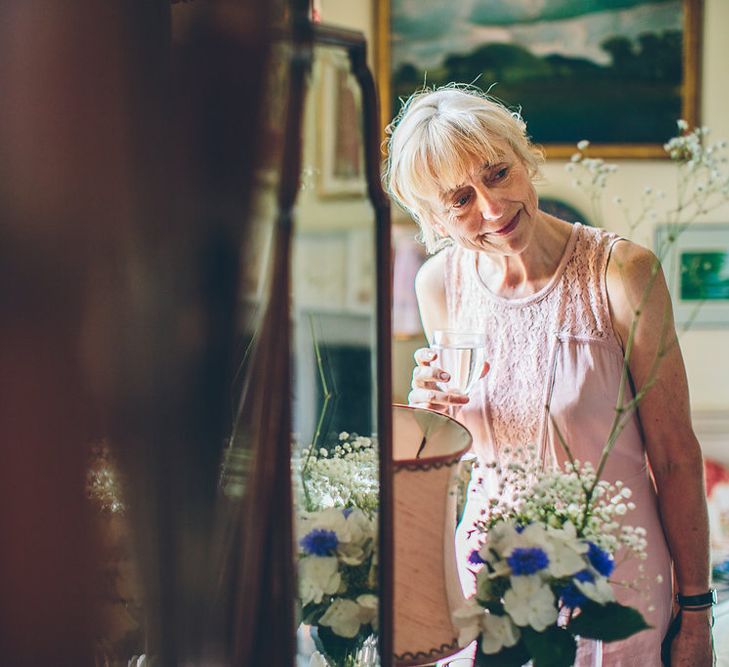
[443,223,621,459]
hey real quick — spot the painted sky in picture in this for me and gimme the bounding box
[391,0,685,144]
[393,0,681,69]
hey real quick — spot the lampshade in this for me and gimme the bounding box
[392,404,473,666]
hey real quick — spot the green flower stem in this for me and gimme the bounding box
[592,256,664,487]
[301,314,334,478]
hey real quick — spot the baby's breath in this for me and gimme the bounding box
[566,121,729,238]
[295,432,379,516]
[475,446,645,561]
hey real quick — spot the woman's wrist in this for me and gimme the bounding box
[679,607,714,629]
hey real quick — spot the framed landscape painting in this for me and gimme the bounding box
[377,0,702,158]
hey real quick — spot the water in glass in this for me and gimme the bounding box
[432,330,487,395]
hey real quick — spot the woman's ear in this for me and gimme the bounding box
[432,220,448,238]
[423,210,448,239]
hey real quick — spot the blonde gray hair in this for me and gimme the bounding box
[384,85,544,253]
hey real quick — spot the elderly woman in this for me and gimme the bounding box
[385,86,713,666]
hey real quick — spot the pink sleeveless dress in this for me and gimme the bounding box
[444,223,672,666]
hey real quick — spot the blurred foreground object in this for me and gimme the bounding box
[0,0,278,663]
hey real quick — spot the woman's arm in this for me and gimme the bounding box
[408,251,472,411]
[606,239,713,666]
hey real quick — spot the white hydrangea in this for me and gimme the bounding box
[575,575,615,605]
[544,521,589,578]
[318,597,367,638]
[502,575,558,632]
[298,507,375,567]
[453,598,486,648]
[481,612,521,655]
[299,556,341,606]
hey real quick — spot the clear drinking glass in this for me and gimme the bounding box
[431,330,488,414]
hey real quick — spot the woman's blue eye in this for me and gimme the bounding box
[494,167,508,180]
[454,193,470,208]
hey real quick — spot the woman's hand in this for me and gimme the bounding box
[669,609,714,666]
[407,347,489,414]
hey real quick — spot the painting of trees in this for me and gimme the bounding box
[387,0,700,153]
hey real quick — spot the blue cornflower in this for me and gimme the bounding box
[468,549,485,565]
[586,542,615,577]
[515,523,527,534]
[342,507,354,518]
[560,570,594,609]
[300,529,338,556]
[506,547,549,575]
[560,583,587,609]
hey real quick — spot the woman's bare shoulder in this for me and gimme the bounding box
[606,237,670,346]
[415,250,447,299]
[606,238,661,297]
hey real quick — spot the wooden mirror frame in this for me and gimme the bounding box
[286,12,394,664]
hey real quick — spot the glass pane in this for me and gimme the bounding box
[292,44,381,667]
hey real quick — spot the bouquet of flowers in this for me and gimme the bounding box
[295,432,380,666]
[453,450,650,667]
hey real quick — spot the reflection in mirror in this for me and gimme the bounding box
[291,44,381,667]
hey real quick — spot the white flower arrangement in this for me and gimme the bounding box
[453,452,649,666]
[295,433,380,666]
[297,505,378,628]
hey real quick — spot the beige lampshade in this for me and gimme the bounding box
[392,404,473,666]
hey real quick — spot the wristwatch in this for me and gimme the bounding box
[676,589,717,610]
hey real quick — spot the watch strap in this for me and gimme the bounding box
[676,589,717,608]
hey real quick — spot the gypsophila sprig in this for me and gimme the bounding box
[296,432,379,517]
[567,121,729,244]
[565,140,618,226]
[478,448,646,561]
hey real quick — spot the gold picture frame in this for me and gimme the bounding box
[376,0,703,159]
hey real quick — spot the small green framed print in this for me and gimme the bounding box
[655,223,729,327]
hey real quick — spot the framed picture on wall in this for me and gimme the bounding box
[376,0,703,158]
[316,51,367,198]
[655,223,729,328]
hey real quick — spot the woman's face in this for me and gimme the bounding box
[429,140,540,257]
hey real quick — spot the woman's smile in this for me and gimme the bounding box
[488,212,520,236]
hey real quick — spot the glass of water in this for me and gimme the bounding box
[431,330,488,413]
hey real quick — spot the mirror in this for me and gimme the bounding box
[291,42,382,666]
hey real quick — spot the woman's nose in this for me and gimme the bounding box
[476,187,504,221]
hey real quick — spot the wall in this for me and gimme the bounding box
[319,0,375,71]
[321,0,729,414]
